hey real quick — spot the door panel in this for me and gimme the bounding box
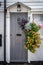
[10,13,28,62]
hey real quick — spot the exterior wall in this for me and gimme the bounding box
[0,0,43,62]
[31,14,43,61]
[6,0,43,63]
[0,0,4,11]
[28,13,43,62]
[0,0,4,61]
[0,0,43,61]
[6,0,43,11]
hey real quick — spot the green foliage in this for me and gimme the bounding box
[30,22,40,32]
[24,22,41,53]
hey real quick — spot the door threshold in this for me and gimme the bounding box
[10,62,28,64]
[10,60,28,63]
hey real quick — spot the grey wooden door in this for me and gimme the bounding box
[10,13,28,62]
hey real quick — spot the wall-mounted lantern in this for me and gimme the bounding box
[0,2,1,6]
[17,4,21,11]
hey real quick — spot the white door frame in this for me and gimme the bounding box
[6,10,32,63]
[6,2,31,63]
[6,11,10,63]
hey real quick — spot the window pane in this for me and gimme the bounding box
[33,14,43,36]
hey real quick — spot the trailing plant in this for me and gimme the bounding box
[18,19,41,53]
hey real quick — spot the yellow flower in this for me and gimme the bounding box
[26,42,28,44]
[24,23,41,53]
[28,44,29,47]
[24,45,27,49]
[31,49,36,53]
[30,43,32,46]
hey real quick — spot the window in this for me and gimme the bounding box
[33,14,43,36]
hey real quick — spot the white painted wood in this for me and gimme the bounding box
[9,6,28,12]
[1,0,43,11]
[23,3,43,6]
[7,3,30,12]
[6,0,43,3]
[6,2,43,63]
[28,14,43,61]
[0,0,4,61]
[32,11,43,14]
[6,3,31,63]
[6,2,43,7]
[0,0,4,2]
[27,12,33,63]
[1,0,43,62]
[0,3,4,11]
[4,0,43,63]
[6,12,10,63]
[6,0,18,3]
[30,39,43,61]
[6,2,43,6]
[7,2,43,7]
[6,2,43,12]
[0,12,4,61]
[19,0,43,2]
[30,13,33,22]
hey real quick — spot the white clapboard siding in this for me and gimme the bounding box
[0,0,4,2]
[0,0,43,62]
[0,0,4,61]
[23,3,43,6]
[30,14,43,61]
[30,39,43,61]
[6,1,43,62]
[0,2,4,11]
[6,4,43,12]
[6,0,43,3]
[6,2,43,6]
[6,1,43,10]
[19,0,43,2]
[0,12,4,61]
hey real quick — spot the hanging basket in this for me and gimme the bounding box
[18,19,41,53]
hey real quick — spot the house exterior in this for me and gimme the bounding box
[0,0,43,63]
